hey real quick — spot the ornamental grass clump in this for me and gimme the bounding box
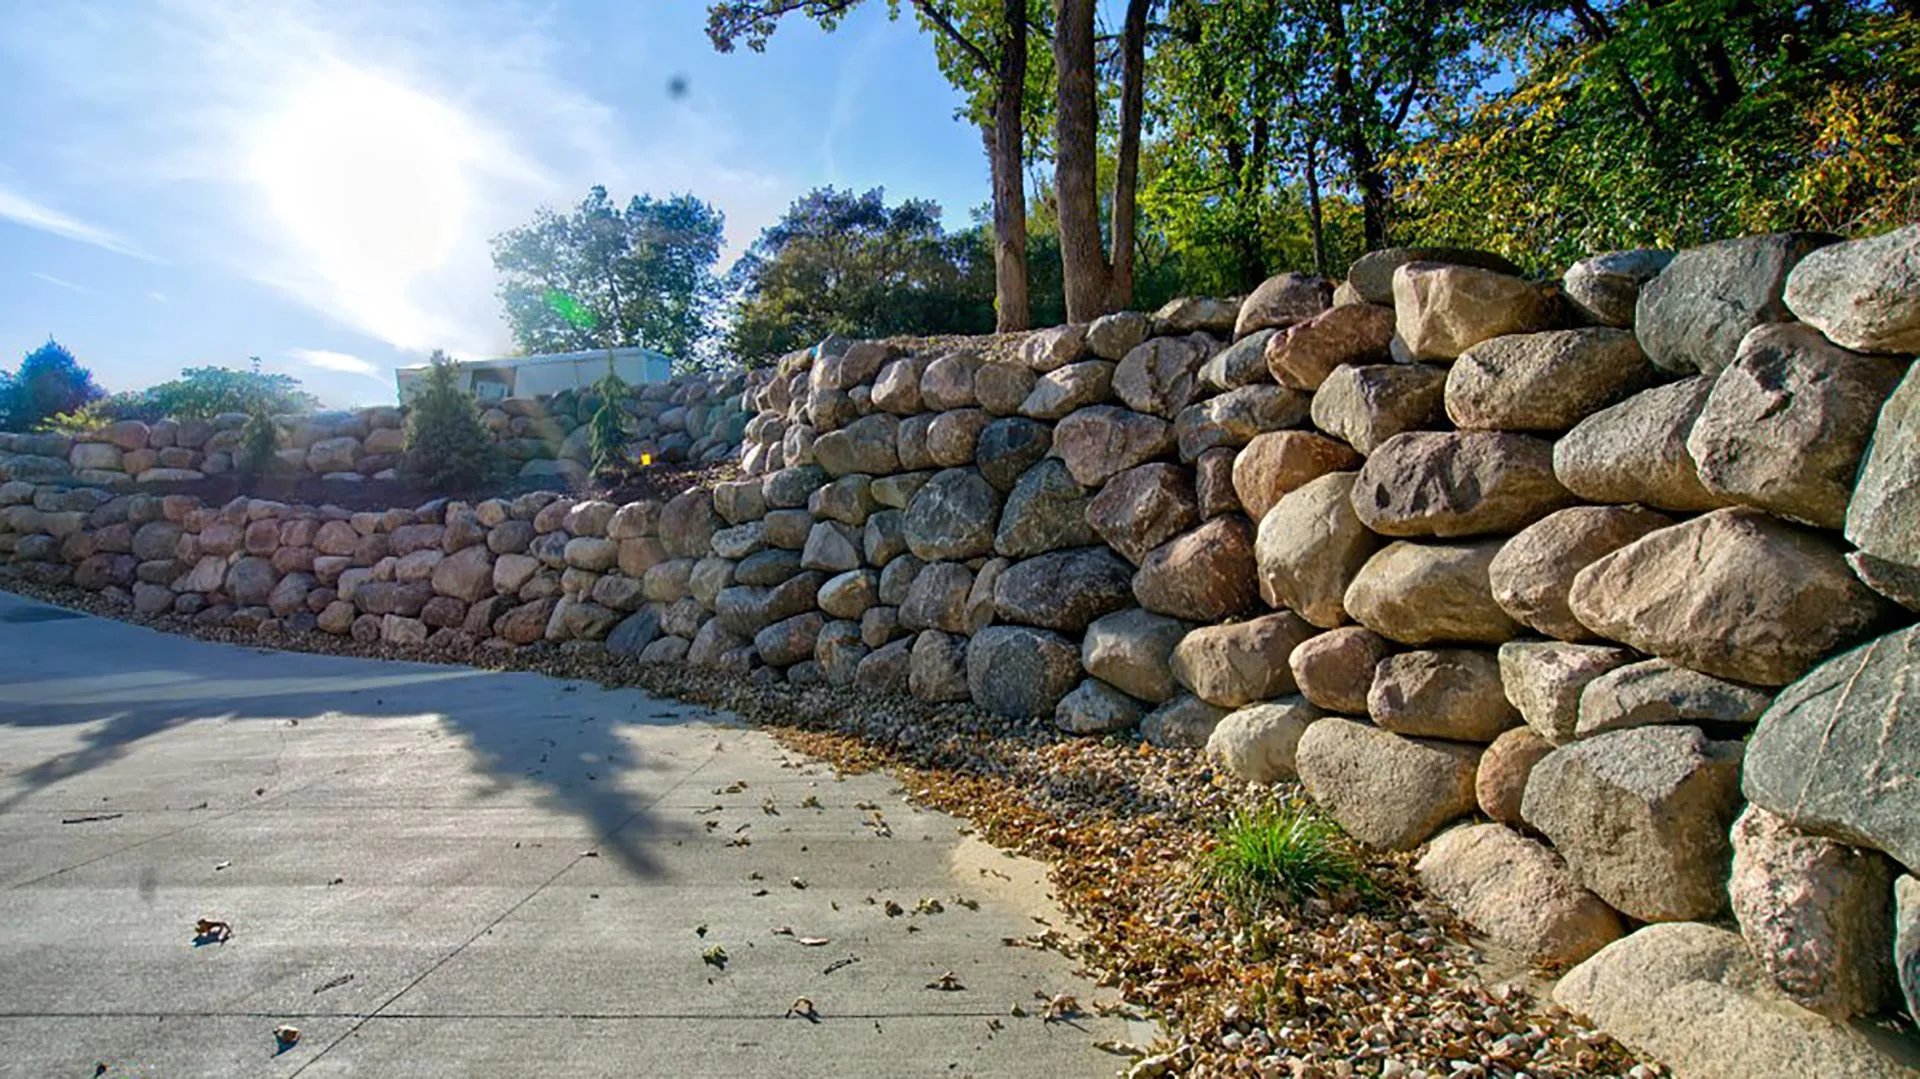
[1197,803,1371,915]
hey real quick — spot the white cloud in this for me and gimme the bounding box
[29,271,87,293]
[0,186,153,261]
[149,291,168,303]
[288,347,383,379]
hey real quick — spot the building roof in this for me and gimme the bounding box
[394,346,670,374]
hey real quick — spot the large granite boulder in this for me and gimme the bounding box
[992,546,1136,633]
[1784,223,1920,353]
[1351,431,1573,538]
[1050,405,1175,486]
[1289,626,1393,715]
[1562,248,1673,327]
[1569,507,1894,686]
[1019,361,1115,420]
[1845,363,1920,580]
[1476,726,1555,826]
[1488,505,1674,641]
[1730,804,1898,1019]
[1635,231,1838,376]
[1254,471,1376,628]
[994,458,1097,558]
[1497,639,1636,743]
[1170,611,1316,708]
[1307,362,1449,456]
[1576,659,1774,740]
[903,468,1001,562]
[1266,303,1396,390]
[1392,262,1555,361]
[1085,462,1199,566]
[1081,607,1189,704]
[1235,271,1332,337]
[908,630,971,702]
[975,416,1052,491]
[1113,333,1217,418]
[1743,623,1920,874]
[1206,697,1324,784]
[1521,725,1745,922]
[1445,328,1656,432]
[1296,718,1482,851]
[1347,246,1523,305]
[966,626,1082,717]
[1687,324,1904,528]
[1139,693,1231,748]
[1231,431,1361,523]
[1054,678,1146,736]
[1367,647,1519,742]
[1174,384,1310,461]
[1418,824,1625,967]
[1132,517,1258,622]
[1344,539,1520,646]
[1552,377,1732,512]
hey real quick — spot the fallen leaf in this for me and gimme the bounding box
[61,813,123,824]
[797,936,830,947]
[192,918,232,943]
[272,1025,300,1048]
[695,924,708,937]
[790,877,808,890]
[311,973,353,995]
[701,944,728,969]
[1093,1040,1146,1057]
[823,955,860,975]
[883,899,904,917]
[925,971,965,991]
[213,860,231,872]
[786,996,819,1021]
[771,926,794,936]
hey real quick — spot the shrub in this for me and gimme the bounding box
[1196,803,1370,915]
[587,357,631,475]
[402,351,497,491]
[237,408,281,477]
[108,363,317,422]
[1,339,103,432]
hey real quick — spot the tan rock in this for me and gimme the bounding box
[1488,505,1675,641]
[1392,262,1555,361]
[1206,697,1325,784]
[1476,726,1555,825]
[1296,718,1482,852]
[1497,640,1637,743]
[1171,611,1317,708]
[1369,648,1519,742]
[1344,539,1521,646]
[1419,824,1625,967]
[1131,517,1258,622]
[1289,626,1393,715]
[1308,362,1448,455]
[1445,328,1656,432]
[1231,430,1361,524]
[1265,303,1396,390]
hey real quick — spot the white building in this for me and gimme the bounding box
[394,347,674,404]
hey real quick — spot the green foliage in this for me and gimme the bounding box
[402,351,499,491]
[727,186,998,363]
[237,408,281,477]
[101,363,318,423]
[492,187,725,362]
[1197,803,1370,915]
[587,358,632,475]
[34,400,116,437]
[1,339,103,432]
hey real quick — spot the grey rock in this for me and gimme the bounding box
[1445,328,1656,432]
[1296,718,1482,852]
[1553,376,1732,512]
[1308,362,1448,456]
[1635,231,1838,376]
[994,458,1097,558]
[1489,505,1675,641]
[1562,248,1673,327]
[966,625,1082,718]
[1140,693,1231,749]
[1206,697,1324,784]
[1497,639,1636,743]
[1784,222,1920,353]
[1352,431,1574,539]
[1576,659,1773,739]
[1055,679,1146,736]
[1081,607,1189,704]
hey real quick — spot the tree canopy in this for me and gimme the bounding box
[0,339,103,432]
[492,187,726,363]
[726,186,998,360]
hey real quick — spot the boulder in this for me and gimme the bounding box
[800,520,861,573]
[926,408,991,467]
[1199,328,1279,391]
[908,630,971,702]
[1296,718,1482,851]
[1521,725,1745,921]
[658,490,719,559]
[735,548,804,587]
[1488,505,1675,641]
[810,339,892,393]
[817,569,878,621]
[1418,824,1625,967]
[764,464,829,509]
[992,546,1135,633]
[1562,248,1674,327]
[1266,303,1397,390]
[1206,697,1323,784]
[1140,693,1231,749]
[1497,640,1636,743]
[993,458,1097,558]
[871,355,927,414]
[755,612,825,668]
[1024,323,1092,369]
[1636,231,1839,376]
[1307,362,1449,456]
[1194,447,1239,519]
[862,510,907,567]
[1170,612,1316,708]
[1569,507,1894,686]
[1849,551,1920,612]
[642,558,696,604]
[1445,328,1657,432]
[1392,262,1555,361]
[1055,679,1146,736]
[1253,472,1374,628]
[1347,246,1523,305]
[1576,659,1774,739]
[1784,222,1920,353]
[1847,363,1920,578]
[563,537,618,572]
[1367,647,1519,742]
[1730,804,1898,1018]
[1232,431,1362,523]
[1288,626,1392,715]
[495,598,556,645]
[809,474,876,527]
[1900,876,1920,1024]
[1081,608,1188,704]
[966,625,1082,717]
[813,413,900,476]
[1553,376,1731,512]
[1351,431,1574,538]
[974,362,1036,416]
[1132,517,1258,622]
[903,468,1001,561]
[877,553,922,606]
[899,560,974,634]
[1050,405,1174,486]
[1476,726,1555,826]
[430,544,495,603]
[1019,361,1115,420]
[224,557,278,606]
[1344,539,1520,646]
[1687,323,1904,528]
[606,607,662,657]
[711,522,767,560]
[975,417,1052,491]
[920,350,981,410]
[1174,385,1310,462]
[1153,295,1238,335]
[1554,922,1918,1079]
[1085,462,1198,565]
[1085,312,1150,360]
[1235,271,1332,337]
[1743,623,1920,874]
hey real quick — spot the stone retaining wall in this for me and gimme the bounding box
[4,225,1918,1069]
[0,369,753,487]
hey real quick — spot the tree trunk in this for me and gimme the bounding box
[1054,0,1111,323]
[991,0,1031,331]
[1325,6,1389,249]
[1107,0,1152,312]
[1304,136,1328,278]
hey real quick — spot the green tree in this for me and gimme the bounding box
[726,187,996,362]
[491,187,725,362]
[587,359,632,476]
[0,339,103,432]
[402,351,498,491]
[103,364,318,422]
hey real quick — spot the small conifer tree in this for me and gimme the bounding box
[587,355,631,476]
[402,351,496,491]
[237,407,280,477]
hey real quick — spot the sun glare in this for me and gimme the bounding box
[245,67,479,345]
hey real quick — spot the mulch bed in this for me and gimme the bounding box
[0,573,1655,1079]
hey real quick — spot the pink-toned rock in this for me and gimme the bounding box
[1476,726,1555,825]
[1132,517,1258,622]
[1266,303,1396,390]
[1231,431,1362,524]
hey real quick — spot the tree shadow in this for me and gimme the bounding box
[0,594,716,877]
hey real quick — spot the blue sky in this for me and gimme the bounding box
[0,0,995,407]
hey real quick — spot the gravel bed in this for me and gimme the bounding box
[1,573,1656,1079]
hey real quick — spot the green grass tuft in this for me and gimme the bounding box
[1197,803,1370,915]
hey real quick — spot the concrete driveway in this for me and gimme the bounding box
[0,590,1133,1077]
